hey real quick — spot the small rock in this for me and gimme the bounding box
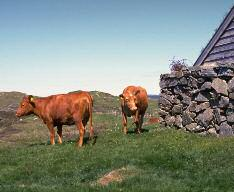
[182,94,191,106]
[200,82,212,91]
[227,113,234,123]
[168,79,178,87]
[179,77,188,85]
[187,101,197,112]
[158,109,168,116]
[196,102,210,113]
[207,128,218,136]
[200,69,217,77]
[185,123,197,132]
[188,77,198,88]
[182,111,194,126]
[165,115,175,126]
[172,104,183,115]
[211,78,228,96]
[228,77,234,92]
[159,97,172,107]
[196,108,213,128]
[229,92,234,99]
[195,93,209,102]
[219,96,229,108]
[175,115,183,128]
[219,122,233,136]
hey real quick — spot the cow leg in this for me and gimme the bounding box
[76,121,85,147]
[122,112,128,134]
[57,125,63,144]
[138,113,145,133]
[89,125,94,140]
[134,111,141,134]
[46,122,55,145]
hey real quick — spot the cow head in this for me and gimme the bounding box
[16,95,35,117]
[119,90,140,111]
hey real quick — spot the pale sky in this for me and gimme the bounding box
[0,0,233,96]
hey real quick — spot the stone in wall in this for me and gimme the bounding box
[159,63,234,136]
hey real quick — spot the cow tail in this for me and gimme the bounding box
[89,95,94,139]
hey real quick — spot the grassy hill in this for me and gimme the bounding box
[0,91,234,191]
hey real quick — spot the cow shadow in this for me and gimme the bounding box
[127,128,149,134]
[29,135,98,147]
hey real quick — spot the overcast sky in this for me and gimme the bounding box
[0,0,233,96]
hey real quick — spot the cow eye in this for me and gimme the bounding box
[22,104,25,107]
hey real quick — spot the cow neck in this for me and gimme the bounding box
[32,98,47,119]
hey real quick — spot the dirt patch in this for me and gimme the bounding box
[146,117,160,125]
[0,126,21,140]
[97,166,138,186]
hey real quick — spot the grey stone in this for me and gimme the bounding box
[191,89,200,95]
[217,68,234,77]
[211,78,228,96]
[219,96,229,108]
[182,94,191,106]
[229,92,234,99]
[168,79,178,87]
[200,82,212,91]
[195,93,209,102]
[175,115,183,128]
[158,109,169,116]
[228,77,234,92]
[161,89,173,95]
[159,97,172,107]
[228,102,234,109]
[160,104,172,112]
[219,122,233,136]
[159,80,168,89]
[227,113,234,123]
[160,93,175,104]
[179,77,188,85]
[215,124,220,131]
[186,123,205,133]
[214,108,222,124]
[197,78,205,84]
[185,123,197,132]
[182,111,194,126]
[187,101,197,112]
[188,77,198,88]
[207,128,218,136]
[196,102,210,113]
[172,104,183,115]
[220,116,227,123]
[173,71,183,78]
[165,115,175,126]
[196,108,214,128]
[200,69,217,77]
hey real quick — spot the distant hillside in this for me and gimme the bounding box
[148,94,160,100]
[0,90,158,116]
[0,92,25,111]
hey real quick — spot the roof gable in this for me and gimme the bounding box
[194,6,234,66]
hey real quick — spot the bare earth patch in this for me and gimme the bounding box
[97,166,138,186]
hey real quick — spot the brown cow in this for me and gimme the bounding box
[119,86,148,134]
[16,91,94,147]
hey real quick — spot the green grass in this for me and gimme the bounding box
[0,114,234,192]
[0,91,233,191]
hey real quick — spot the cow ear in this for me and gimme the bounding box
[119,94,124,98]
[28,95,35,106]
[134,90,140,96]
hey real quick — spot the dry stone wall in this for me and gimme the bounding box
[159,63,234,136]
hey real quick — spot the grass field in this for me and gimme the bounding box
[0,92,234,191]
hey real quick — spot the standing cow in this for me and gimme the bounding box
[119,86,148,134]
[16,91,94,147]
